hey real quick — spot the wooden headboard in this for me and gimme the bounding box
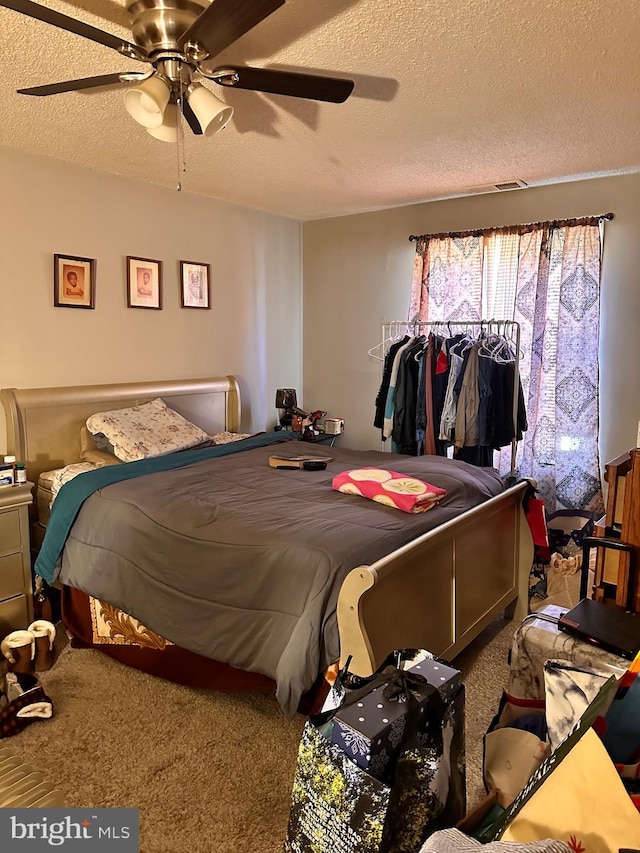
[0,376,241,488]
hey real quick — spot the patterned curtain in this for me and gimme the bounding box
[409,221,603,512]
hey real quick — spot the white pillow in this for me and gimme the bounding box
[86,398,210,463]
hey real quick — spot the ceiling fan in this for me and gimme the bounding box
[2,0,355,141]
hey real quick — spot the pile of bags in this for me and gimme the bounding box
[283,649,466,853]
[283,628,640,853]
[469,651,640,850]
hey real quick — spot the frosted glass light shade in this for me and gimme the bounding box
[124,76,171,129]
[186,83,234,136]
[147,103,179,142]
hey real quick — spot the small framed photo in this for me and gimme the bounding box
[54,254,95,309]
[180,260,211,309]
[127,256,162,310]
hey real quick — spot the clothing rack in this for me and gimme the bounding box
[369,319,522,471]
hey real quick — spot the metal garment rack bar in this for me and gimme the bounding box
[369,319,522,472]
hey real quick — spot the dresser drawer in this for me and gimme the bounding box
[0,594,29,635]
[0,552,25,599]
[0,508,21,556]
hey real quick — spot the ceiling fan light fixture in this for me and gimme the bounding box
[147,102,179,142]
[124,75,171,128]
[186,82,233,136]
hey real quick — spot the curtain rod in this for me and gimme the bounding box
[408,212,614,243]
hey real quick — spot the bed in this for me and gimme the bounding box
[1,376,533,716]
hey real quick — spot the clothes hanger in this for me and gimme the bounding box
[368,324,410,360]
[478,326,516,362]
[449,331,474,357]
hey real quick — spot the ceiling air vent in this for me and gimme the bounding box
[493,180,528,191]
[466,180,528,194]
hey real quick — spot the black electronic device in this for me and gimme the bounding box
[302,460,327,471]
[558,598,640,661]
[274,388,311,431]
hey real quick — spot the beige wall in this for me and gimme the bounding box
[303,173,640,470]
[0,147,302,454]
[3,149,638,473]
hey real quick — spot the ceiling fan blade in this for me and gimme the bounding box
[0,0,148,61]
[178,0,285,60]
[212,66,355,103]
[181,97,203,135]
[17,72,150,97]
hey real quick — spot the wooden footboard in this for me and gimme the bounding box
[337,481,533,676]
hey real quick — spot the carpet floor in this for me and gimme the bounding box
[6,616,516,853]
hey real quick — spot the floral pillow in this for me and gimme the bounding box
[86,398,210,463]
[210,431,253,444]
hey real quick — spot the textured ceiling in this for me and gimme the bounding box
[1,0,639,220]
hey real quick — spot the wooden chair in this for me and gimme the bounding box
[581,448,640,612]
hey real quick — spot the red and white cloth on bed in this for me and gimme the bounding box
[332,468,447,513]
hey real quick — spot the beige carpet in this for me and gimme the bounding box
[7,617,516,853]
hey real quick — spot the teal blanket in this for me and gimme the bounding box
[35,430,297,585]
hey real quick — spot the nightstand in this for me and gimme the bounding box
[0,482,34,635]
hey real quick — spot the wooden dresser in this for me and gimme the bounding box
[590,449,640,611]
[0,481,34,634]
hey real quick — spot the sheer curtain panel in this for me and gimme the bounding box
[408,218,605,512]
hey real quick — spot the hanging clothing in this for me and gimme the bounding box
[392,336,426,454]
[381,337,413,441]
[490,360,528,448]
[439,352,464,442]
[415,347,427,456]
[374,336,409,431]
[432,335,449,457]
[423,335,438,456]
[454,344,481,450]
[373,324,526,467]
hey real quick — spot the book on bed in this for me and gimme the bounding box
[268,454,333,469]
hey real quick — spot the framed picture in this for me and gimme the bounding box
[127,256,162,310]
[180,260,211,309]
[54,254,95,309]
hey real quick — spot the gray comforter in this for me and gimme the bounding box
[58,440,503,715]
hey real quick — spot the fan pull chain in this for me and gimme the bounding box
[176,95,182,191]
[176,128,182,193]
[181,120,187,177]
[176,74,186,191]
